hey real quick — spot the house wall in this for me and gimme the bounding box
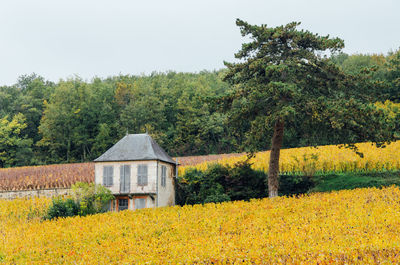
[0,188,71,200]
[95,161,158,195]
[95,160,176,209]
[157,161,176,207]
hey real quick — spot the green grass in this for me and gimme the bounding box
[310,171,400,193]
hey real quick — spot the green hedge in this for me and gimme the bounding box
[176,161,314,205]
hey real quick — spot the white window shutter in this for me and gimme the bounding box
[109,166,114,186]
[103,167,107,186]
[137,165,148,186]
[103,166,114,186]
[125,165,131,191]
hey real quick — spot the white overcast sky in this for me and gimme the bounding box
[0,0,399,86]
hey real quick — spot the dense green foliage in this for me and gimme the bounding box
[45,182,114,219]
[0,71,239,166]
[176,161,314,205]
[45,198,80,220]
[0,48,399,168]
[332,51,400,102]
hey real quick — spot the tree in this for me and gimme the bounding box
[339,53,386,78]
[385,49,400,102]
[0,113,32,167]
[38,79,91,163]
[15,74,55,143]
[222,19,397,197]
[38,78,119,163]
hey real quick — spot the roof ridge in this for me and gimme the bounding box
[94,134,175,164]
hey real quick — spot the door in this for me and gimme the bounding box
[120,165,131,193]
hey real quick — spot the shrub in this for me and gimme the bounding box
[45,198,79,220]
[225,160,266,201]
[278,174,314,196]
[71,182,114,215]
[176,165,232,205]
[204,193,231,203]
[45,182,114,219]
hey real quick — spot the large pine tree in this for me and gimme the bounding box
[223,19,396,197]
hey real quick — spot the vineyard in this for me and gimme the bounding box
[1,186,400,263]
[179,141,400,176]
[0,141,399,191]
[0,163,94,191]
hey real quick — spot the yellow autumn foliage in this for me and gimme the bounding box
[179,141,400,175]
[2,187,400,263]
[375,100,400,120]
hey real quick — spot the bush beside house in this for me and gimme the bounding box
[45,182,114,220]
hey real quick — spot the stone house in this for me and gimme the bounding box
[94,134,177,211]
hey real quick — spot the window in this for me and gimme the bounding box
[161,165,166,187]
[135,198,146,209]
[120,165,131,193]
[137,165,148,186]
[103,166,114,187]
[118,199,129,211]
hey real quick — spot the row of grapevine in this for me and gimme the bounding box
[0,163,94,191]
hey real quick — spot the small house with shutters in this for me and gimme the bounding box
[94,134,177,211]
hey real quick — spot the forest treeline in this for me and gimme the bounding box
[0,50,399,168]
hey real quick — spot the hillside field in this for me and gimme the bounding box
[179,141,400,176]
[1,187,400,264]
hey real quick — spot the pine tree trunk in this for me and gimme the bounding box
[268,119,284,198]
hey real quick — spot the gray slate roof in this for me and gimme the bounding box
[94,134,176,164]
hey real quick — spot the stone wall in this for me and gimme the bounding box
[0,188,71,200]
